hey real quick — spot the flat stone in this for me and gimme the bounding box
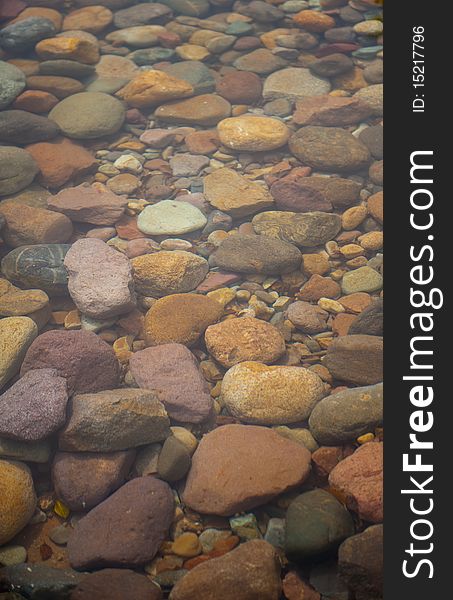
[144,293,223,347]
[298,275,341,302]
[252,211,342,247]
[213,234,301,274]
[169,540,281,600]
[117,70,193,108]
[137,200,207,236]
[48,183,127,225]
[12,89,59,113]
[293,9,335,32]
[0,317,37,391]
[217,115,289,151]
[359,125,383,159]
[0,564,83,599]
[64,238,135,319]
[20,329,120,395]
[131,251,208,297]
[105,25,162,48]
[291,176,361,209]
[0,146,39,197]
[25,137,97,188]
[130,343,213,423]
[329,442,383,523]
[70,569,163,600]
[59,388,170,452]
[0,437,51,464]
[160,0,210,17]
[222,361,325,424]
[204,168,274,217]
[205,317,286,368]
[341,266,383,294]
[0,111,59,145]
[169,154,209,177]
[289,127,371,172]
[52,450,136,511]
[349,298,383,335]
[0,460,36,546]
[1,243,69,296]
[0,201,72,247]
[270,177,333,213]
[338,525,383,600]
[113,3,171,28]
[39,59,96,79]
[155,94,231,126]
[0,369,68,442]
[263,67,330,102]
[67,477,174,569]
[285,489,355,562]
[293,96,373,126]
[309,53,353,77]
[234,49,287,75]
[25,75,85,99]
[49,92,125,139]
[0,61,26,110]
[183,424,311,516]
[323,335,383,385]
[309,383,383,444]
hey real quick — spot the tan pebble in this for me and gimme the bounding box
[359,231,383,251]
[236,290,251,303]
[207,230,229,246]
[207,287,236,307]
[309,364,333,384]
[176,44,210,61]
[341,205,368,230]
[172,532,202,558]
[318,298,345,314]
[170,427,198,455]
[346,257,368,268]
[340,244,364,259]
[64,309,81,330]
[302,253,330,276]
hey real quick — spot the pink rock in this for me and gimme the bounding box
[129,343,213,423]
[195,271,240,292]
[124,238,160,259]
[329,442,383,523]
[182,424,312,516]
[48,183,127,225]
[64,238,136,319]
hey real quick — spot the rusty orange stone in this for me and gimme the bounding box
[293,10,335,32]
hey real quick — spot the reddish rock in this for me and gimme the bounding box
[67,477,174,569]
[283,571,320,600]
[195,271,240,292]
[20,329,120,395]
[332,313,356,336]
[48,183,127,225]
[26,75,85,99]
[293,96,373,127]
[315,43,360,57]
[185,130,221,155]
[298,275,341,302]
[70,569,162,600]
[270,177,333,213]
[286,300,328,334]
[216,71,263,105]
[169,540,281,600]
[312,446,349,478]
[0,0,26,21]
[26,137,97,188]
[329,442,383,523]
[52,450,136,511]
[182,424,311,516]
[129,344,213,423]
[12,90,59,113]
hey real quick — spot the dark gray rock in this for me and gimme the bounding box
[0,111,60,145]
[0,18,56,54]
[157,436,191,482]
[0,564,84,600]
[349,299,383,335]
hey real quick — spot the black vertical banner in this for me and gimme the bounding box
[385,1,450,597]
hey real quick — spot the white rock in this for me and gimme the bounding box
[137,200,207,236]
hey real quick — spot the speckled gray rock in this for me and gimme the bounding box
[0,17,57,53]
[0,146,39,197]
[0,369,68,442]
[0,62,26,110]
[67,477,174,569]
[58,388,171,452]
[1,244,70,295]
[309,383,383,445]
[213,234,301,274]
[253,211,342,247]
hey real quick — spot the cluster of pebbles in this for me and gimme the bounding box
[0,0,383,599]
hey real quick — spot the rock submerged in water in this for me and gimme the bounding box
[182,424,311,516]
[0,145,39,196]
[0,316,38,391]
[0,459,36,545]
[67,477,174,569]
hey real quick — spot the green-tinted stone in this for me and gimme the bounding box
[229,514,262,541]
[129,48,176,66]
[1,244,70,295]
[285,489,355,561]
[0,437,52,463]
[225,22,253,36]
